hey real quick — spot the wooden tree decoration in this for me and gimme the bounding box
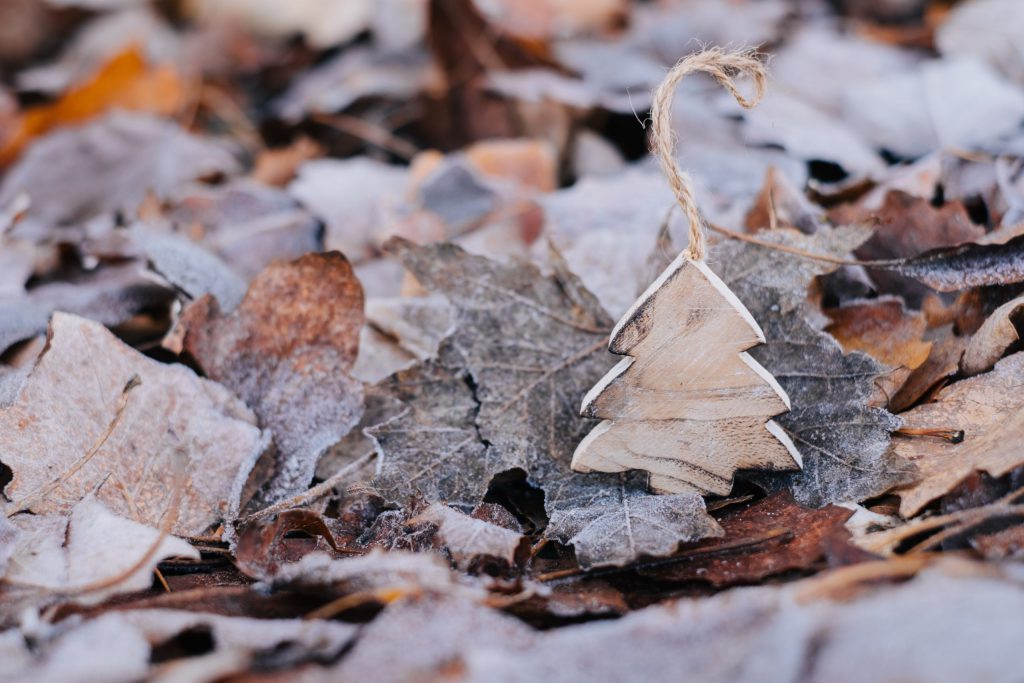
[571,49,803,495]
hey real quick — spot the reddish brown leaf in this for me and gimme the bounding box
[180,252,365,502]
[638,492,856,587]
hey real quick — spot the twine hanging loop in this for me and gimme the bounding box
[650,47,768,261]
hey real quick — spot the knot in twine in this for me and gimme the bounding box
[650,47,767,261]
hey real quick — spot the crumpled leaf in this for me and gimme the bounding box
[0,312,268,535]
[715,228,917,506]
[370,239,722,568]
[961,293,1024,376]
[893,352,1024,516]
[3,493,199,607]
[545,472,723,569]
[638,492,857,587]
[412,503,527,572]
[180,252,365,502]
[896,233,1024,291]
[0,112,240,242]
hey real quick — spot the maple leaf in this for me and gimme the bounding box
[0,313,267,536]
[369,239,722,567]
[714,227,917,506]
[179,252,365,502]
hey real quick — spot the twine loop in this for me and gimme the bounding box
[650,47,767,261]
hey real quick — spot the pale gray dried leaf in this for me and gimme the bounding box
[4,493,198,607]
[0,613,151,683]
[450,564,1024,683]
[325,597,535,683]
[741,91,885,179]
[288,158,406,261]
[842,57,1024,159]
[134,229,247,311]
[371,240,722,567]
[316,384,405,480]
[714,228,916,506]
[0,112,240,241]
[180,252,365,502]
[937,0,1024,84]
[412,503,526,571]
[267,549,483,601]
[0,516,18,578]
[545,472,722,569]
[0,263,173,354]
[369,350,496,507]
[274,46,430,122]
[161,179,322,280]
[0,313,267,535]
[120,608,356,670]
[365,295,455,360]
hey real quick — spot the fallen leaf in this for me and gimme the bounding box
[274,46,431,123]
[180,252,365,502]
[825,297,932,371]
[0,263,174,355]
[842,57,1024,159]
[960,294,1024,375]
[160,179,323,280]
[412,503,527,572]
[369,240,723,568]
[0,112,240,242]
[838,191,985,306]
[0,613,150,682]
[288,157,407,261]
[745,166,827,235]
[0,312,267,535]
[4,493,199,607]
[135,229,248,312]
[714,228,917,506]
[638,492,856,587]
[308,562,1024,683]
[937,0,1024,84]
[896,233,1024,291]
[234,510,343,580]
[741,91,885,180]
[893,351,1024,516]
[890,333,968,412]
[0,47,186,166]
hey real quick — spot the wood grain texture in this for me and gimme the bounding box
[572,254,802,494]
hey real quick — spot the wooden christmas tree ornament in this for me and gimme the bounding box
[571,49,803,496]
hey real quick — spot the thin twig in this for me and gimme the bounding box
[312,113,420,160]
[242,451,377,524]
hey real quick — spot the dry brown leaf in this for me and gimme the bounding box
[639,492,857,587]
[0,313,267,535]
[961,294,1024,376]
[893,352,1024,516]
[0,47,186,166]
[826,297,932,371]
[180,252,365,502]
